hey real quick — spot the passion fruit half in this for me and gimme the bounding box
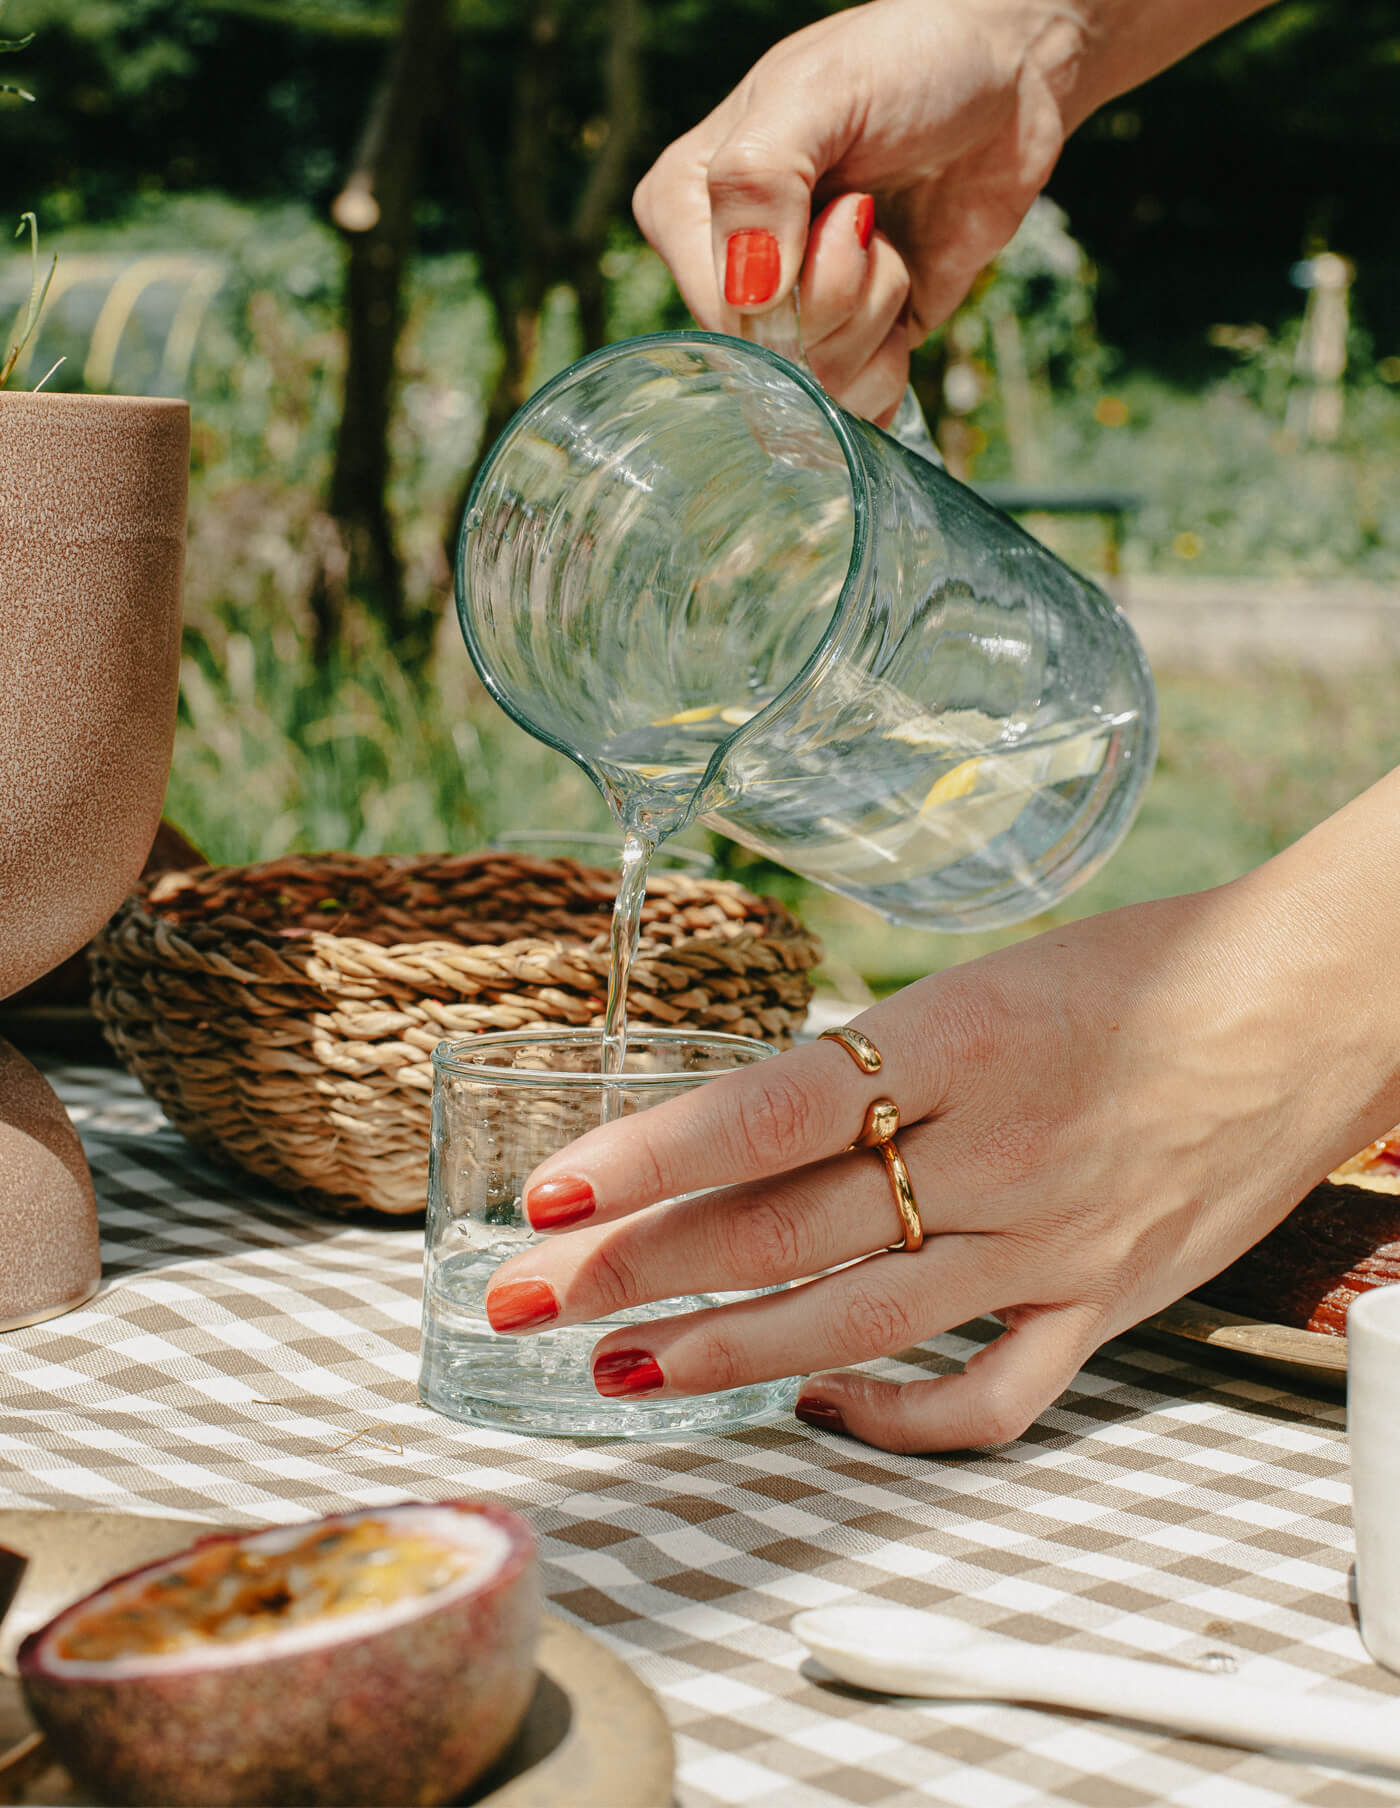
[17,1499,539,1806]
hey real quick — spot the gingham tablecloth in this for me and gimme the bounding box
[4,1062,1400,1808]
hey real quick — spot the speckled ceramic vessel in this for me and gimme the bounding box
[0,392,188,1330]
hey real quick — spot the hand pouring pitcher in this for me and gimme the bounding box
[455,332,1155,932]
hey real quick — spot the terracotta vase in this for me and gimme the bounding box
[0,392,188,1330]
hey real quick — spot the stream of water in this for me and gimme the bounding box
[599,825,658,1119]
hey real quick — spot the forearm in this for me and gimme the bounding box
[1227,762,1400,1164]
[1057,0,1280,127]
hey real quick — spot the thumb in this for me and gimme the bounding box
[796,1303,1103,1454]
[706,113,825,323]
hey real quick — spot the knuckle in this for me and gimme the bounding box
[580,1233,646,1316]
[727,1071,819,1171]
[963,1383,1040,1450]
[632,134,694,242]
[631,165,665,238]
[838,1278,918,1358]
[684,1325,747,1394]
[631,173,655,233]
[628,1133,670,1210]
[875,1404,944,1458]
[740,1193,809,1279]
[939,983,1014,1074]
[706,138,786,208]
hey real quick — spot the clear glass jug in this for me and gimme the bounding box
[455,332,1155,932]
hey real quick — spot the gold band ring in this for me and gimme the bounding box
[818,1025,883,1074]
[875,1135,924,1254]
[819,1024,886,1148]
[851,1097,900,1148]
[818,1029,923,1253]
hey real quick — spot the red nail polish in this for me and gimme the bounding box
[724,229,781,307]
[795,1396,846,1434]
[854,195,875,252]
[593,1349,665,1398]
[486,1279,558,1334]
[527,1176,596,1230]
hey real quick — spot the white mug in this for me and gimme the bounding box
[1347,1285,1400,1672]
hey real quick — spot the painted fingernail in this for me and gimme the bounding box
[486,1279,559,1334]
[724,229,781,307]
[526,1175,596,1230]
[795,1395,846,1433]
[593,1348,665,1398]
[854,195,875,252]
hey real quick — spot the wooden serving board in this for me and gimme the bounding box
[1147,1297,1347,1389]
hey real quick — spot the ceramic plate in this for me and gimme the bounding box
[1146,1297,1347,1390]
[0,1509,673,1808]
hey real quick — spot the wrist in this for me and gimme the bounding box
[1053,0,1280,129]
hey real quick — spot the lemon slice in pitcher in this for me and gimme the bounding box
[794,721,1114,888]
[653,703,760,728]
[919,759,982,809]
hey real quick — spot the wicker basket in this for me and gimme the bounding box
[89,851,822,1215]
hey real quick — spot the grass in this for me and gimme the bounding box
[166,613,615,865]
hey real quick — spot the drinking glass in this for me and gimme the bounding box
[419,1028,795,1437]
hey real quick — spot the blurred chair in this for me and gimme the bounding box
[0,252,225,396]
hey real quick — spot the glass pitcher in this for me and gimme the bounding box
[455,331,1155,933]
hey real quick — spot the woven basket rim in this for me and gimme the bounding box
[125,849,810,957]
[98,849,823,1000]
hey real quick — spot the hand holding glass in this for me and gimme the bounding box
[419,1029,796,1437]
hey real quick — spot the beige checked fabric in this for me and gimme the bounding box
[3,1063,1400,1807]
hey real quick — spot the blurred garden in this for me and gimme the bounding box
[3,0,1399,994]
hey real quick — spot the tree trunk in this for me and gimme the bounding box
[312,0,450,661]
[443,0,644,566]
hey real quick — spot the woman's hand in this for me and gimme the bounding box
[634,0,1086,421]
[485,771,1400,1453]
[633,0,1278,421]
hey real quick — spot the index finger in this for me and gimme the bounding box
[633,120,731,329]
[522,998,949,1233]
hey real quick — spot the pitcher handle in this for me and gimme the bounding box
[740,293,809,369]
[743,297,943,469]
[886,386,945,467]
